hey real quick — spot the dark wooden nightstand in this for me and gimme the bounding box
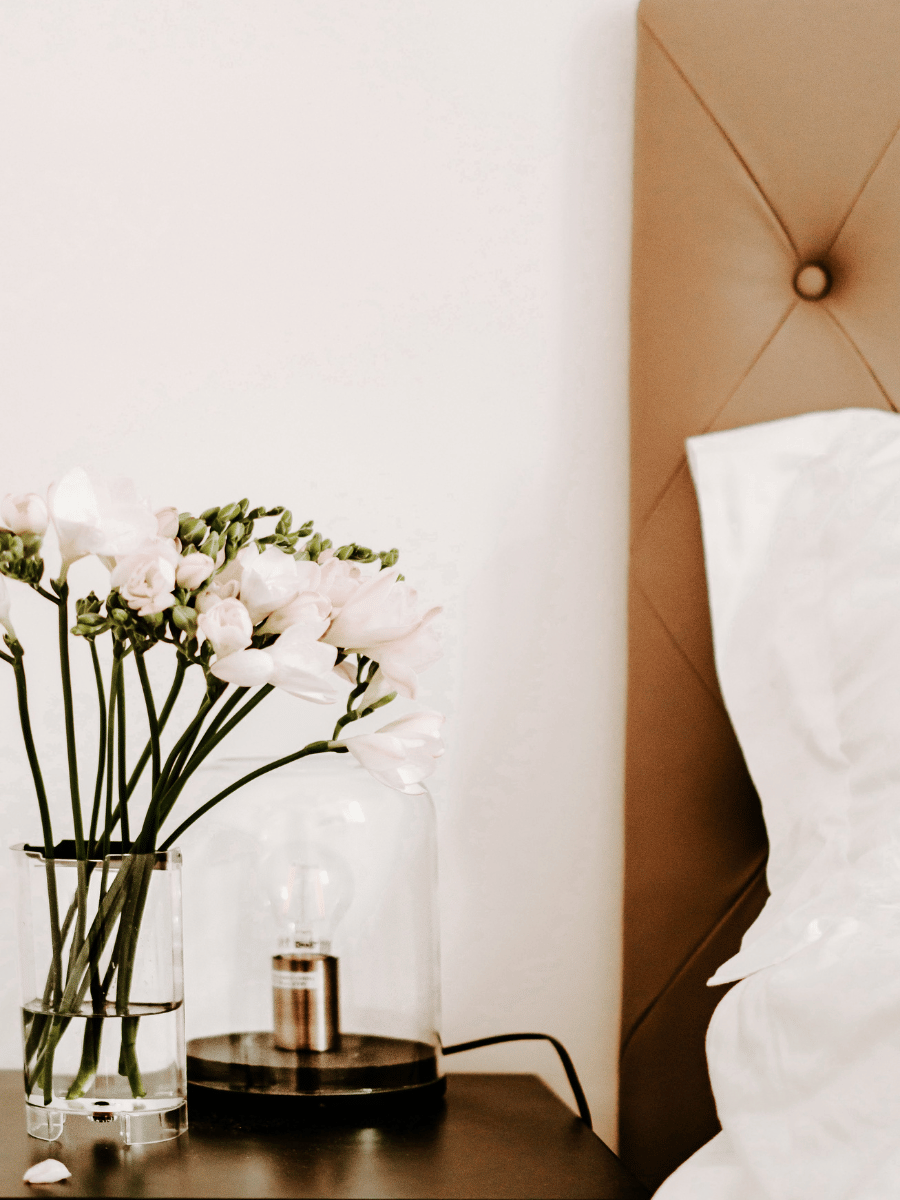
[0,1070,649,1198]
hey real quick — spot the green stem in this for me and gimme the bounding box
[87,642,107,851]
[160,741,341,849]
[65,1018,103,1099]
[138,684,272,852]
[117,660,129,849]
[125,659,187,799]
[118,1017,145,1097]
[176,684,274,784]
[55,858,136,1014]
[134,687,223,851]
[12,650,63,1005]
[100,654,121,860]
[56,584,84,858]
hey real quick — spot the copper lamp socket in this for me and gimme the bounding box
[272,953,339,1052]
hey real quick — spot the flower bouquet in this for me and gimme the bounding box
[1,470,442,1137]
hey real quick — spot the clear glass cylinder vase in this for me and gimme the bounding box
[180,755,443,1114]
[13,843,187,1145]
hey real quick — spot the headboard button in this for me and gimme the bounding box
[794,263,831,300]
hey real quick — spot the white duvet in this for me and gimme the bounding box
[657,409,900,1200]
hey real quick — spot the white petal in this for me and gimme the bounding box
[378,710,445,739]
[210,648,275,687]
[24,1159,71,1184]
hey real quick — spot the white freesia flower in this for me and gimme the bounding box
[0,575,16,639]
[175,553,216,592]
[155,507,180,539]
[318,556,364,610]
[362,606,442,702]
[111,542,180,617]
[195,577,241,612]
[238,545,314,625]
[49,468,158,580]
[323,567,430,651]
[23,1160,71,1184]
[2,492,49,537]
[258,589,331,637]
[341,711,444,794]
[196,598,253,658]
[211,623,340,703]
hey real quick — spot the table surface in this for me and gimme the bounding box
[0,1071,649,1199]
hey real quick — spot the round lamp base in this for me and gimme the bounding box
[187,1032,445,1125]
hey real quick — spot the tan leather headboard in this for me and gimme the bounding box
[622,0,900,1189]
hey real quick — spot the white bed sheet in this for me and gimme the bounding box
[656,409,900,1200]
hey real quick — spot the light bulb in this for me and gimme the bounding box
[264,842,353,1053]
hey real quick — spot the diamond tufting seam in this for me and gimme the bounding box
[638,18,798,258]
[825,115,900,256]
[620,856,767,1054]
[631,298,798,551]
[634,579,724,714]
[820,306,899,413]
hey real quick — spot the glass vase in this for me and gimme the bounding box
[180,755,443,1116]
[13,843,187,1145]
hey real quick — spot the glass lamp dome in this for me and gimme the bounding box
[178,754,443,1120]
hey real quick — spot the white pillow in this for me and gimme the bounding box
[688,408,900,985]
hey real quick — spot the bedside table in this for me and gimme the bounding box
[0,1070,649,1198]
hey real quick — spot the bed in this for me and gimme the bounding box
[621,0,900,1192]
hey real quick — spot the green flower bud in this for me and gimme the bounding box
[298,520,314,537]
[276,510,292,536]
[225,521,245,544]
[77,613,106,627]
[336,544,355,560]
[218,502,242,524]
[179,517,208,546]
[172,605,198,635]
[238,498,250,517]
[110,609,130,625]
[76,592,103,617]
[199,532,222,559]
[199,507,220,523]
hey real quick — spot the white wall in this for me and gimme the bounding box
[0,0,636,1145]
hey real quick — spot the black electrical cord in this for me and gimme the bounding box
[441,1032,592,1130]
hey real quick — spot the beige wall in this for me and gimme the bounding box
[0,0,636,1144]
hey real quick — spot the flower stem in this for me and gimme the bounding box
[116,660,129,850]
[134,687,224,851]
[126,656,186,799]
[132,645,161,790]
[143,684,274,849]
[160,741,341,849]
[65,1018,103,1099]
[87,642,107,851]
[56,584,84,858]
[11,649,62,1005]
[100,653,122,860]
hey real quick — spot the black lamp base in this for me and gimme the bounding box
[187,1032,445,1125]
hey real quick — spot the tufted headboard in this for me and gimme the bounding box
[621,0,900,1190]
